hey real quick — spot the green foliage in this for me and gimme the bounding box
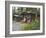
[22,23,32,30]
[21,19,40,30]
[31,19,40,30]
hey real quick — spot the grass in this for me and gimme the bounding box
[21,19,40,30]
[21,23,32,30]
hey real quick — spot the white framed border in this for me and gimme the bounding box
[10,4,43,34]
